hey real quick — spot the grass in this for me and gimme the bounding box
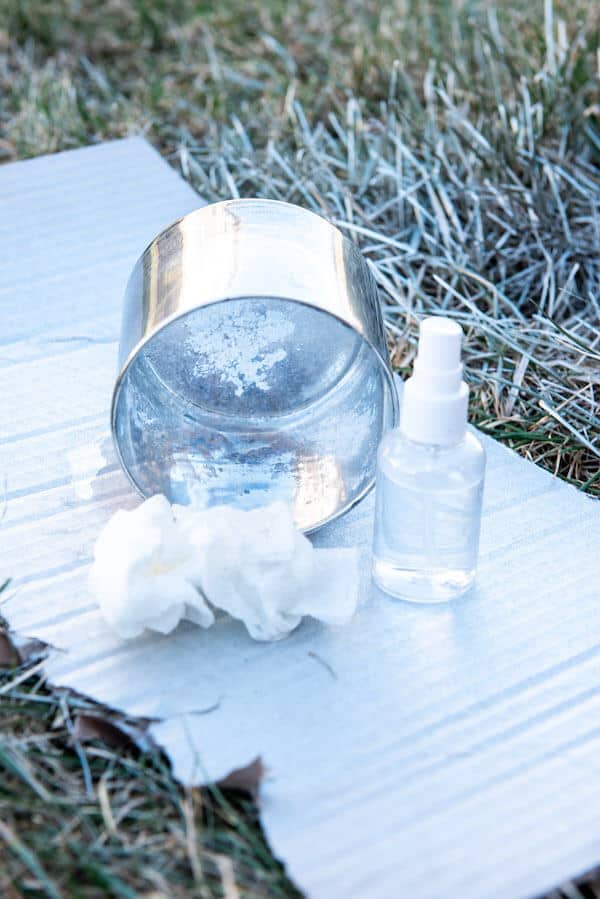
[0,0,599,895]
[1,0,598,493]
[0,567,299,897]
[0,658,301,898]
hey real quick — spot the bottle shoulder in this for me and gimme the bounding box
[377,428,486,485]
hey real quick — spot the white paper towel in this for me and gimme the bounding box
[1,138,600,899]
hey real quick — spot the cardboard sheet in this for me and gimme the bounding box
[1,138,600,899]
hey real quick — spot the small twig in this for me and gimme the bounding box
[308,650,337,680]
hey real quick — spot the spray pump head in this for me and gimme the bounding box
[399,317,469,446]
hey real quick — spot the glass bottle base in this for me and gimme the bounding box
[372,559,475,604]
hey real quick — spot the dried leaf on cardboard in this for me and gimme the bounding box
[217,756,265,799]
[0,629,20,668]
[72,713,138,750]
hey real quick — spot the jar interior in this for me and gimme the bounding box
[114,296,395,531]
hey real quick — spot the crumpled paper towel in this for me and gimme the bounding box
[89,496,360,641]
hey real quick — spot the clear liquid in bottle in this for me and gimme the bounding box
[372,431,485,602]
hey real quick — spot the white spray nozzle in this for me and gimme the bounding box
[399,316,469,446]
[416,316,462,370]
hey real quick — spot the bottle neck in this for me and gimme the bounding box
[399,375,469,447]
[398,428,466,452]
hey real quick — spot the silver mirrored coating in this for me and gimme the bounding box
[112,200,398,532]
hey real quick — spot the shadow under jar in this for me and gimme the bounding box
[111,199,398,533]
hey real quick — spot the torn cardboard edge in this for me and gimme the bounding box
[0,614,266,802]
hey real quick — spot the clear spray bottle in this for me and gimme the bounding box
[372,316,486,603]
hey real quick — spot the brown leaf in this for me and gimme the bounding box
[15,638,47,664]
[216,756,265,800]
[72,714,137,750]
[0,629,20,668]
